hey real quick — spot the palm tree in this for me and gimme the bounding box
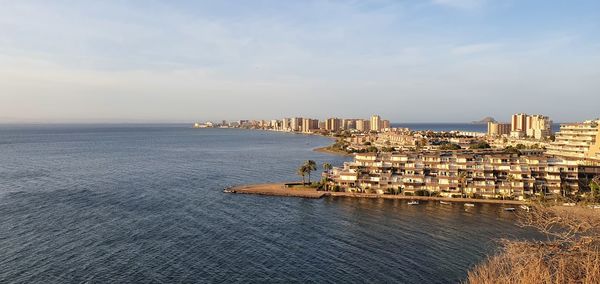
[322,162,333,190]
[505,174,515,200]
[458,171,467,198]
[304,160,317,184]
[323,162,333,173]
[297,165,307,185]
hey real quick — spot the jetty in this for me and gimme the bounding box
[226,183,526,205]
[228,183,327,199]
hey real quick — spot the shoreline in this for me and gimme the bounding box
[313,145,352,156]
[228,183,527,205]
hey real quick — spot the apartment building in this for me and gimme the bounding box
[343,119,358,130]
[510,113,552,139]
[547,120,600,163]
[301,118,319,133]
[356,120,371,132]
[282,118,291,131]
[328,150,600,199]
[382,120,390,130]
[487,122,511,136]
[370,115,381,132]
[325,118,343,132]
[290,117,303,132]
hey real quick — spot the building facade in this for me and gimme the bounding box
[370,115,381,132]
[547,120,600,163]
[488,122,511,136]
[325,118,343,132]
[328,150,600,199]
[301,118,319,133]
[290,117,303,132]
[510,113,552,139]
[356,120,371,132]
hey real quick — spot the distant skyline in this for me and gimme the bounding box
[1,0,599,123]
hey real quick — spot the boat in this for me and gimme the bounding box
[562,203,576,207]
[407,201,419,205]
[223,186,235,193]
[464,203,475,207]
[504,207,516,211]
[440,201,451,205]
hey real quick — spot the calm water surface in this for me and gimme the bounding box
[0,125,535,283]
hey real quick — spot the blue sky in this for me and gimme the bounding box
[1,0,599,123]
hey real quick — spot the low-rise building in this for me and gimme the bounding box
[328,150,599,200]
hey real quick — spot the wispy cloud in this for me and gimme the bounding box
[451,43,500,55]
[0,1,599,122]
[431,0,486,10]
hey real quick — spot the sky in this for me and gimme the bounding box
[1,0,599,123]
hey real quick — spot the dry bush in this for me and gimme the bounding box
[467,205,600,284]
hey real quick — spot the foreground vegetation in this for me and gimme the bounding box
[467,205,600,283]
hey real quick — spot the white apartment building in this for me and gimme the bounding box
[547,119,600,162]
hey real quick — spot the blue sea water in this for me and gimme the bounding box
[0,125,535,283]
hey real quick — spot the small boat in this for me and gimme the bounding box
[520,205,531,211]
[223,187,235,193]
[440,201,452,205]
[504,207,516,211]
[562,203,576,207]
[408,201,419,205]
[464,203,475,207]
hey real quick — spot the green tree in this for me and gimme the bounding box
[303,160,317,184]
[469,141,491,149]
[440,143,461,150]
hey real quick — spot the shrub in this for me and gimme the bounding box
[467,205,600,283]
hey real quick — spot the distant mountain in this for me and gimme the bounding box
[472,117,496,124]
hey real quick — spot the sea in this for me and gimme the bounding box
[0,124,537,283]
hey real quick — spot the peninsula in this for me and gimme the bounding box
[216,113,600,205]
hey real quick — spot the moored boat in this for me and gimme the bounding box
[440,201,451,205]
[504,207,516,211]
[464,203,475,207]
[408,201,419,205]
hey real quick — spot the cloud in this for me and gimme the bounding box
[432,0,486,10]
[451,43,500,55]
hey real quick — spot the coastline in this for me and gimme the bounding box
[313,145,352,156]
[228,183,526,205]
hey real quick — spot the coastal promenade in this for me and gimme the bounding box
[228,183,526,205]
